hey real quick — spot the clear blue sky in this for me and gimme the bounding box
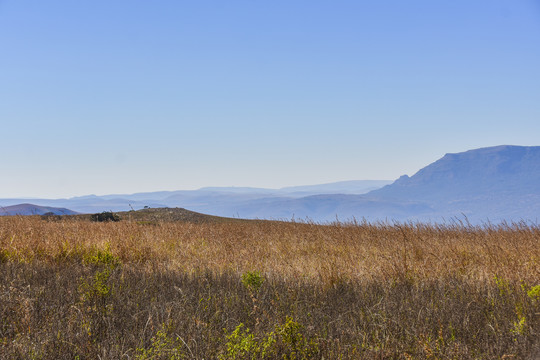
[1,1,539,198]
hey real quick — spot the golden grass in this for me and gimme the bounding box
[1,216,538,283]
[1,215,539,359]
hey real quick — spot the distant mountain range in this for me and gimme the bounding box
[0,180,392,215]
[1,145,539,223]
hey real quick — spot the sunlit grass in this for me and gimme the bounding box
[0,215,538,358]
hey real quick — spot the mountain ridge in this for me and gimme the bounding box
[369,145,540,202]
[1,146,539,223]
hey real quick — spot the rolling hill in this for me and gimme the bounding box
[0,204,79,216]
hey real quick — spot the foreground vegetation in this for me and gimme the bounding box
[1,214,539,359]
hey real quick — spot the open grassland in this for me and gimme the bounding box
[1,215,539,359]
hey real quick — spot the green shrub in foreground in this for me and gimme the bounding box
[241,271,264,293]
[220,317,319,360]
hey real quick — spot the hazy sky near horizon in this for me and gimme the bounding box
[1,1,539,198]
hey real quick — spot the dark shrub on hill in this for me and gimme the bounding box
[91,211,120,222]
[40,212,62,221]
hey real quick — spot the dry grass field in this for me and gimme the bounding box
[1,213,539,359]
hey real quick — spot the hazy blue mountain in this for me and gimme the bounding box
[199,195,433,222]
[361,145,540,223]
[195,181,393,196]
[184,145,540,223]
[1,147,538,223]
[0,204,78,216]
[81,180,393,202]
[278,180,393,196]
[110,181,393,217]
[0,180,391,215]
[369,145,540,202]
[197,187,276,194]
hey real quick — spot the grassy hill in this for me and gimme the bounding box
[68,207,251,224]
[116,207,248,223]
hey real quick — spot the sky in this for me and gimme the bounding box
[1,0,539,198]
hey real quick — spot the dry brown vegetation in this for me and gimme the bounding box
[1,214,539,359]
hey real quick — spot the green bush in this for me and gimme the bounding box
[220,317,318,360]
[527,284,540,301]
[136,323,187,360]
[275,316,319,360]
[241,271,264,293]
[83,246,121,268]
